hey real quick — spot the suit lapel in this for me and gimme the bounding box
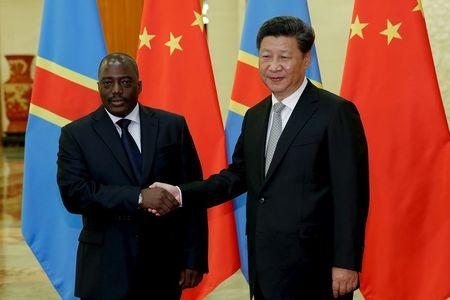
[139,105,158,184]
[263,81,319,184]
[91,107,137,183]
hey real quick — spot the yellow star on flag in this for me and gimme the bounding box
[191,10,204,32]
[380,20,402,45]
[164,32,183,55]
[350,15,368,39]
[139,27,156,49]
[413,0,424,16]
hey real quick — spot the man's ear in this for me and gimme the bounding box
[304,51,312,68]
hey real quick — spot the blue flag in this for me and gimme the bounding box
[21,1,106,299]
[226,0,322,280]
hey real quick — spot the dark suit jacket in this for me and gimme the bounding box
[57,104,208,300]
[181,81,369,299]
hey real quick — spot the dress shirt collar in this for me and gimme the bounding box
[105,103,140,125]
[271,76,307,109]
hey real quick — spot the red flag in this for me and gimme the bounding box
[341,1,450,299]
[136,0,240,298]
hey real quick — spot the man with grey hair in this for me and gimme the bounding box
[153,16,369,299]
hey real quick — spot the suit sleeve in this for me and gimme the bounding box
[328,100,369,271]
[179,112,248,208]
[177,118,208,272]
[57,126,141,215]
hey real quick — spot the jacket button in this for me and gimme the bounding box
[259,198,265,204]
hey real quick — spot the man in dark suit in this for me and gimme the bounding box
[57,53,207,300]
[152,16,369,299]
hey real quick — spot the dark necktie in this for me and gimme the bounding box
[116,119,142,182]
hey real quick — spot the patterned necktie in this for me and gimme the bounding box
[265,102,286,175]
[116,119,142,182]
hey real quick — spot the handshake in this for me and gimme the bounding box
[140,182,180,216]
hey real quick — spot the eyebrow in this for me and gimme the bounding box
[100,75,133,80]
[259,49,291,54]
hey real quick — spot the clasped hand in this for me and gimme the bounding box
[140,185,180,216]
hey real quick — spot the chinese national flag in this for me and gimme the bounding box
[136,0,240,298]
[340,1,450,299]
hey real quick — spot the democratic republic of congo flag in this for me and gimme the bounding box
[21,1,106,299]
[226,0,322,280]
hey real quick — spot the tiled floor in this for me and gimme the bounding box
[0,146,364,299]
[0,147,58,299]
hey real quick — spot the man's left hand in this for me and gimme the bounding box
[332,267,358,298]
[179,269,203,289]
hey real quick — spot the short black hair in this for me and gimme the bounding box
[98,53,139,79]
[256,16,315,54]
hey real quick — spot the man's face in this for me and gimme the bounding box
[98,60,141,117]
[258,36,311,100]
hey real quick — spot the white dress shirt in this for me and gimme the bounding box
[105,104,142,152]
[265,77,308,151]
[105,104,143,205]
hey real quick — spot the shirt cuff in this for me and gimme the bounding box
[176,186,183,207]
[138,192,143,207]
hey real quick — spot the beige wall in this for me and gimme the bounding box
[208,0,450,128]
[207,0,246,123]
[308,0,353,94]
[423,0,450,127]
[0,0,43,133]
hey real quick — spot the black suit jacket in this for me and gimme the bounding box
[57,104,208,300]
[181,81,369,299]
